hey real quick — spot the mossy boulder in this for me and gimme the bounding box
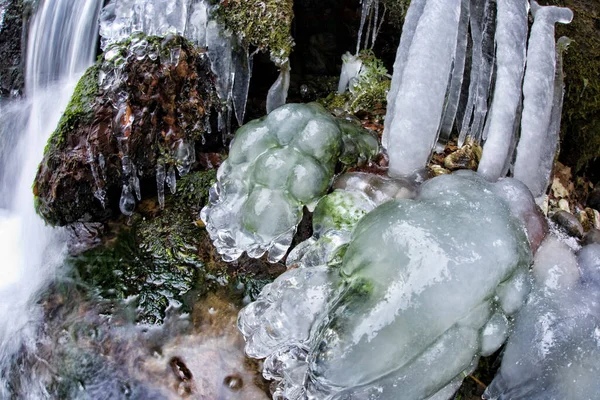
[34,34,223,226]
[552,0,600,180]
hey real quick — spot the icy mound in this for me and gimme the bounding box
[238,172,537,399]
[484,240,600,400]
[201,103,377,263]
[286,172,417,269]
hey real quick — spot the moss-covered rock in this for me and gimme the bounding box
[551,0,600,179]
[212,0,294,65]
[68,170,283,323]
[34,34,223,226]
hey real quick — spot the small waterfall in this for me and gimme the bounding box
[0,0,102,395]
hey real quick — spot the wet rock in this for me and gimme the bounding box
[588,187,600,210]
[578,209,591,231]
[34,33,222,226]
[584,229,600,245]
[66,222,105,255]
[0,0,27,98]
[552,210,584,239]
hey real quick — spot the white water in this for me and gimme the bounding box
[0,0,101,395]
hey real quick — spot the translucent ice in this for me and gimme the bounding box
[513,2,573,197]
[477,0,529,181]
[337,52,363,94]
[485,239,600,400]
[286,172,416,269]
[239,172,536,399]
[201,103,378,263]
[458,0,496,146]
[385,0,461,177]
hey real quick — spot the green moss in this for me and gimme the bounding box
[313,190,369,233]
[318,50,390,115]
[46,63,100,153]
[68,170,216,324]
[381,0,410,28]
[213,0,294,65]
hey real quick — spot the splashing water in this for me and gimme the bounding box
[0,0,101,395]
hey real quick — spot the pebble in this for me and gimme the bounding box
[552,210,585,239]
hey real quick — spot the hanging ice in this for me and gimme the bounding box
[101,0,251,128]
[382,0,426,150]
[201,103,378,263]
[477,0,529,181]
[484,240,600,400]
[239,172,542,399]
[266,63,291,114]
[458,0,496,146]
[513,2,573,197]
[437,0,470,150]
[385,0,461,177]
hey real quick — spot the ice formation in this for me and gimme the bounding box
[477,0,529,181]
[513,2,573,197]
[385,0,461,177]
[201,103,378,263]
[100,0,251,128]
[458,0,496,145]
[286,172,417,269]
[384,0,572,198]
[238,172,537,399]
[484,240,600,400]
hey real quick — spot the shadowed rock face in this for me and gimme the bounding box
[0,0,26,98]
[34,34,222,226]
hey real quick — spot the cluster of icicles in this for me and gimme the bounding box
[382,0,572,199]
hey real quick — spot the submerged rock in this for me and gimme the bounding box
[201,103,378,263]
[239,171,539,399]
[34,33,221,226]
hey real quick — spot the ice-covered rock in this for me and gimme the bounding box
[238,172,537,399]
[513,2,573,197]
[385,0,462,177]
[286,172,417,269]
[485,240,600,400]
[477,0,529,181]
[201,103,378,263]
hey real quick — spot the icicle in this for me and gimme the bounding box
[386,0,462,178]
[266,62,290,113]
[437,0,470,151]
[477,0,529,181]
[356,0,374,54]
[458,0,497,146]
[166,165,177,194]
[175,139,195,176]
[513,2,573,197]
[156,162,166,209]
[382,0,427,150]
[231,44,252,126]
[337,52,363,94]
[184,0,209,47]
[119,184,135,216]
[539,36,571,187]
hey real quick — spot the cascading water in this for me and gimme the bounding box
[0,0,102,395]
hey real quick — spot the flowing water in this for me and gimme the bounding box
[0,0,102,395]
